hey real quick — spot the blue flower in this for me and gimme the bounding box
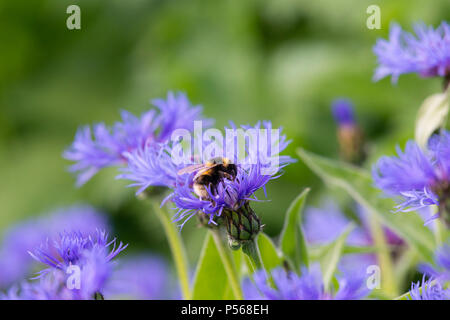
[0,205,109,289]
[117,143,179,192]
[372,132,450,220]
[167,122,294,229]
[409,276,450,300]
[28,230,127,299]
[373,21,450,83]
[243,265,370,300]
[64,91,211,186]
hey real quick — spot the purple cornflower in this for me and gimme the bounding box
[372,131,450,223]
[103,255,173,299]
[420,243,450,283]
[117,143,179,192]
[64,91,211,186]
[373,21,450,83]
[409,276,450,300]
[0,205,109,288]
[243,265,370,300]
[167,122,294,232]
[28,229,127,299]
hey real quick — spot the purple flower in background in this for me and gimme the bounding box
[331,98,365,164]
[331,99,356,127]
[64,91,211,186]
[0,205,109,288]
[304,202,375,272]
[373,21,450,83]
[103,255,173,299]
[304,201,403,273]
[243,266,369,300]
[372,132,450,223]
[420,243,450,283]
[28,229,127,299]
[409,276,450,300]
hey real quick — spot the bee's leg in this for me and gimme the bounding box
[220,172,233,180]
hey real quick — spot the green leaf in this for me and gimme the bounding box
[192,233,237,299]
[415,89,450,149]
[317,224,354,291]
[258,232,282,271]
[297,148,436,262]
[279,188,310,272]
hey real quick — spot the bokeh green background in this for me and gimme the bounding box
[1,0,449,266]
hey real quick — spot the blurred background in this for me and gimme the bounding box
[1,0,450,283]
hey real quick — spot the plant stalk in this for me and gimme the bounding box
[151,202,191,300]
[210,229,243,300]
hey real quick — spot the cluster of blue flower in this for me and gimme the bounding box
[1,20,450,300]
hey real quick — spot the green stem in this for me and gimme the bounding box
[367,215,399,297]
[210,229,243,300]
[151,203,191,300]
[241,237,265,274]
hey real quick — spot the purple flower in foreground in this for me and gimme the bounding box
[409,276,450,300]
[373,21,450,83]
[372,131,450,223]
[117,143,179,192]
[170,122,293,222]
[0,205,109,288]
[28,230,127,299]
[243,266,370,300]
[64,91,211,186]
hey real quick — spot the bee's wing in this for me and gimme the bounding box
[177,164,208,176]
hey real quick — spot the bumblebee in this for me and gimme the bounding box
[177,157,237,200]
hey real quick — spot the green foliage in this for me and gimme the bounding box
[279,188,310,272]
[257,232,282,271]
[297,148,436,262]
[191,232,237,300]
[316,224,354,291]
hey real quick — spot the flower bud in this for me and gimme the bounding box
[223,202,262,250]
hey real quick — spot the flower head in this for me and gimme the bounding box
[373,21,450,83]
[243,265,370,300]
[28,229,127,299]
[64,91,211,186]
[0,205,109,289]
[409,276,450,300]
[167,122,294,232]
[372,132,450,222]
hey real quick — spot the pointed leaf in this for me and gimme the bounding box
[318,224,354,290]
[279,188,310,271]
[192,233,236,299]
[258,233,282,271]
